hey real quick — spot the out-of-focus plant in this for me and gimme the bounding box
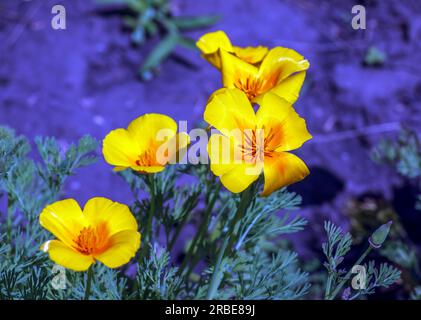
[371,129,421,299]
[381,240,420,296]
[372,128,421,211]
[97,0,218,80]
[364,46,387,66]
[346,196,406,245]
[372,129,421,180]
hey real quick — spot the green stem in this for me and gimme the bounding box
[349,291,363,300]
[84,266,94,300]
[6,194,14,244]
[142,174,156,258]
[167,211,189,252]
[328,246,372,300]
[225,185,254,255]
[206,185,254,300]
[179,183,221,277]
[324,272,334,299]
[206,235,230,300]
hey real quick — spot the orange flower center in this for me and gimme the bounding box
[135,140,165,168]
[74,223,109,255]
[136,149,157,167]
[238,127,277,163]
[233,72,280,100]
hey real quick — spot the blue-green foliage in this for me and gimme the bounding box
[0,127,401,300]
[372,128,421,298]
[322,221,400,300]
[372,128,421,210]
[118,165,310,299]
[0,127,98,300]
[372,129,421,178]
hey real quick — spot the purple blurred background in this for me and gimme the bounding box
[1,0,421,279]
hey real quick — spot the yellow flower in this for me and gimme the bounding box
[196,30,268,69]
[40,197,141,271]
[205,88,312,196]
[102,113,189,173]
[196,30,309,104]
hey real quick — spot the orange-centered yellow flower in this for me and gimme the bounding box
[196,30,310,104]
[40,197,141,271]
[102,113,189,173]
[196,30,269,69]
[205,88,312,196]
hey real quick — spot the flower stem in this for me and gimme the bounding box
[206,185,254,300]
[179,183,221,277]
[167,211,189,252]
[225,185,254,255]
[6,194,15,244]
[328,246,372,300]
[206,235,230,300]
[142,174,156,258]
[324,272,335,299]
[84,266,94,300]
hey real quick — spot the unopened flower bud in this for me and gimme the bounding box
[369,221,393,248]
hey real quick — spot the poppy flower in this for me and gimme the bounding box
[40,197,141,271]
[196,30,268,68]
[197,30,309,104]
[205,88,312,196]
[102,113,189,173]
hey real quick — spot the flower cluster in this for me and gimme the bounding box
[197,30,309,103]
[39,30,312,275]
[200,31,312,195]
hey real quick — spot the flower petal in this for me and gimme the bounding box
[132,165,166,173]
[127,113,177,147]
[262,152,309,197]
[207,133,236,176]
[220,49,259,89]
[196,30,233,69]
[233,45,268,64]
[220,162,261,193]
[204,88,256,137]
[103,128,140,167]
[196,30,233,54]
[255,71,307,105]
[113,166,128,172]
[39,199,86,248]
[41,240,94,272]
[83,197,138,236]
[94,230,141,269]
[258,47,310,84]
[256,93,312,151]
